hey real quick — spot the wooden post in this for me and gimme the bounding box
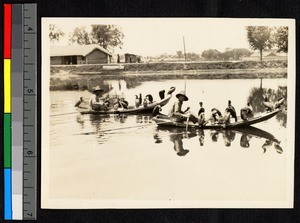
[183,37,186,61]
[260,78,262,89]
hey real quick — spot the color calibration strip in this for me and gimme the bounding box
[3,3,37,220]
[4,4,12,220]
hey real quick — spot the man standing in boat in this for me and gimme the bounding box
[168,90,198,124]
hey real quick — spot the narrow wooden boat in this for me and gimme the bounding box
[152,109,282,129]
[79,87,175,115]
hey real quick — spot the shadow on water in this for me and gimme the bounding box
[155,126,283,156]
[76,114,152,138]
[247,85,287,127]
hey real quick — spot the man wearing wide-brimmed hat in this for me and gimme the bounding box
[168,90,198,123]
[89,86,105,111]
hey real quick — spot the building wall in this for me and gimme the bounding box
[125,53,141,63]
[86,49,109,64]
[77,56,86,64]
[50,49,110,65]
[50,56,64,65]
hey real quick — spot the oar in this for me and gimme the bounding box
[50,111,78,117]
[98,123,153,133]
[186,114,190,132]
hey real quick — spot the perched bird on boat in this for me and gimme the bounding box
[167,87,176,95]
[135,95,141,107]
[227,100,237,122]
[240,102,253,121]
[74,97,83,107]
[146,94,153,103]
[210,108,222,123]
[263,97,274,112]
[143,94,153,107]
[274,97,285,109]
[159,90,165,100]
[198,102,205,116]
[152,105,162,117]
[198,102,206,126]
[263,96,285,112]
[139,93,142,105]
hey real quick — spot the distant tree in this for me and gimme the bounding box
[176,51,183,60]
[49,24,65,43]
[232,48,252,60]
[201,49,221,61]
[158,53,168,60]
[246,26,273,61]
[69,26,91,45]
[69,25,124,52]
[186,52,200,61]
[90,25,124,51]
[274,26,288,53]
[220,51,233,60]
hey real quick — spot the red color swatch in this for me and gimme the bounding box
[4,4,12,59]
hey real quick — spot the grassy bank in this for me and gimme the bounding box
[51,60,287,74]
[50,68,287,91]
[50,60,287,90]
[123,60,287,71]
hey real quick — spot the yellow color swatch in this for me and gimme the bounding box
[4,59,11,113]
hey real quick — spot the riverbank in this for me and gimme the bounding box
[51,60,287,74]
[50,60,287,90]
[50,67,287,91]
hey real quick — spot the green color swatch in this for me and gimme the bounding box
[4,113,11,168]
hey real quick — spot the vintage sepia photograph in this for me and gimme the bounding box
[42,18,295,208]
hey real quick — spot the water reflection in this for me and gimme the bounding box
[222,130,236,147]
[154,126,197,156]
[169,129,197,156]
[113,114,128,123]
[247,85,287,127]
[262,140,283,154]
[135,115,151,124]
[210,130,219,142]
[155,126,283,156]
[198,129,205,146]
[235,127,282,153]
[153,133,163,143]
[76,114,153,140]
[240,133,252,148]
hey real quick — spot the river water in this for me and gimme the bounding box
[46,77,290,208]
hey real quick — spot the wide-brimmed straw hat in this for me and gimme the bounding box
[176,91,189,101]
[92,86,103,93]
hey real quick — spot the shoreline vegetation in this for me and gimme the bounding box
[50,60,287,90]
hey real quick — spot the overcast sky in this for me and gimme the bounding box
[46,18,289,56]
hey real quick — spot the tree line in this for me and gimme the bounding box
[246,26,288,61]
[200,48,251,61]
[49,25,288,62]
[49,24,124,52]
